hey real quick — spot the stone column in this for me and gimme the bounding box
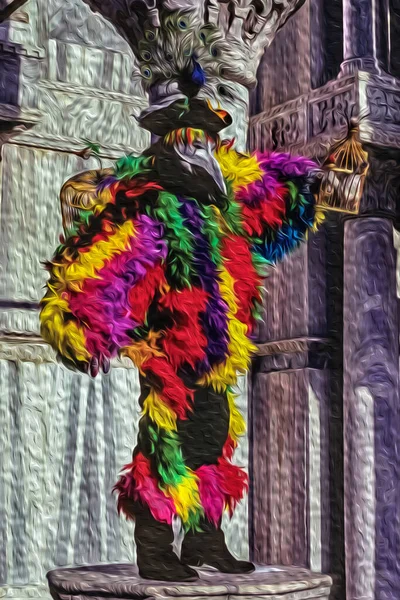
[248,5,346,597]
[342,156,400,600]
[249,218,345,600]
[341,0,390,74]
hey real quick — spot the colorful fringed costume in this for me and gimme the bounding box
[40,127,323,578]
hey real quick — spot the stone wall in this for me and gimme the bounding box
[0,2,250,598]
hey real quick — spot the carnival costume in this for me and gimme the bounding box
[40,65,324,580]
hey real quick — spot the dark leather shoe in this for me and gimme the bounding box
[181,519,255,574]
[132,503,199,582]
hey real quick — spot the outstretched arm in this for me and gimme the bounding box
[238,152,324,264]
[216,145,325,265]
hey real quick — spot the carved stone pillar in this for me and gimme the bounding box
[342,156,400,600]
[249,218,345,600]
[250,8,400,596]
[341,0,390,74]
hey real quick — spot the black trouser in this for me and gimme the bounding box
[135,373,230,471]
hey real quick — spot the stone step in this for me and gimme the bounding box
[47,564,332,600]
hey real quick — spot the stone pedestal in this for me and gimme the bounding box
[47,565,332,600]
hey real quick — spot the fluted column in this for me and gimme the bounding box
[341,0,390,74]
[249,216,345,600]
[343,157,400,600]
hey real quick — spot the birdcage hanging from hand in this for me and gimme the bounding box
[316,121,369,215]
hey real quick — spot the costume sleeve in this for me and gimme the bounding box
[39,205,168,375]
[236,151,325,265]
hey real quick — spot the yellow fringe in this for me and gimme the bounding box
[215,146,262,191]
[312,205,326,232]
[166,473,202,524]
[57,220,136,292]
[197,266,257,392]
[227,389,246,442]
[40,295,90,363]
[143,389,177,432]
[40,221,135,363]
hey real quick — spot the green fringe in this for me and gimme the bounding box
[199,204,223,266]
[148,423,203,530]
[115,155,152,180]
[221,182,245,236]
[148,424,187,487]
[151,191,196,288]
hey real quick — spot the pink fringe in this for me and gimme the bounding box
[196,460,248,524]
[114,453,176,525]
[196,465,226,525]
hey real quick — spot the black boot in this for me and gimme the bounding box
[132,502,199,582]
[181,518,255,574]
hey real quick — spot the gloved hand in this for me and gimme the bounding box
[57,354,111,377]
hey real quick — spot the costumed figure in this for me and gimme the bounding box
[40,1,363,583]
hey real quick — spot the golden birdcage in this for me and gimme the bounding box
[317,122,369,215]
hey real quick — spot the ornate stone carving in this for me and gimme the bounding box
[82,0,306,88]
[310,89,355,137]
[249,75,358,156]
[357,72,400,149]
[360,152,400,215]
[366,86,400,125]
[262,110,303,151]
[249,70,400,156]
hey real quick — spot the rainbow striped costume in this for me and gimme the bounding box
[40,131,323,531]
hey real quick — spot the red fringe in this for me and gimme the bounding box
[141,356,194,419]
[113,453,176,524]
[216,457,249,517]
[222,435,236,461]
[128,264,167,323]
[221,236,262,331]
[158,288,209,370]
[114,452,248,526]
[241,185,286,237]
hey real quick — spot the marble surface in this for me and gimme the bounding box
[47,564,332,599]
